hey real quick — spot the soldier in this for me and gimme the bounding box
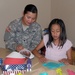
[4,4,42,53]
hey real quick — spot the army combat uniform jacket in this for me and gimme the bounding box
[4,17,42,51]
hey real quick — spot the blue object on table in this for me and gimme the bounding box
[27,58,32,72]
[0,58,3,65]
[39,72,48,75]
[27,58,32,65]
[42,62,65,69]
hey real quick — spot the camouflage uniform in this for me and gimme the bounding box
[4,17,42,51]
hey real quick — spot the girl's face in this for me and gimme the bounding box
[22,11,37,26]
[51,24,61,41]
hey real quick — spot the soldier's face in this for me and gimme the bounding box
[22,11,37,26]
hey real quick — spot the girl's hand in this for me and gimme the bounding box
[58,58,70,65]
[38,56,47,63]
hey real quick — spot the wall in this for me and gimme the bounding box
[51,0,75,46]
[0,0,51,48]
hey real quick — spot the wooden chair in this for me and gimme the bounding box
[71,47,75,65]
[40,46,46,55]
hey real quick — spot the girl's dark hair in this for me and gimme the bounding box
[23,4,38,15]
[46,18,67,48]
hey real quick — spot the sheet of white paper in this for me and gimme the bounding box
[6,51,25,58]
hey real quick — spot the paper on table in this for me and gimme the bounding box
[67,69,75,75]
[6,51,25,58]
[42,62,65,69]
[19,48,34,59]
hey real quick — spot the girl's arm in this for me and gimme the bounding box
[59,48,73,65]
[32,40,47,62]
[32,40,44,58]
[66,48,73,64]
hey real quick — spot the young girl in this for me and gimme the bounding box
[32,18,73,64]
